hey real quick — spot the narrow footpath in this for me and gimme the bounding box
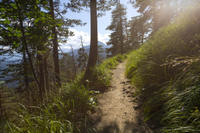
[92,61,152,133]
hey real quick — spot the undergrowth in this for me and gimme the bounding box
[126,6,200,132]
[1,54,126,133]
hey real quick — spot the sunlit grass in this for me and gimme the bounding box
[126,6,200,132]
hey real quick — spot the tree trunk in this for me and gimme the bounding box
[0,88,2,117]
[22,49,29,90]
[22,49,32,102]
[141,31,144,44]
[80,36,87,70]
[84,0,98,81]
[71,46,77,77]
[44,56,49,95]
[119,3,124,54]
[38,54,45,102]
[15,0,40,89]
[49,0,61,87]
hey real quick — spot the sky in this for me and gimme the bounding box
[60,0,140,51]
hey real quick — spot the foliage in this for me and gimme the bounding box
[106,2,127,55]
[126,6,200,132]
[60,53,77,81]
[2,81,95,133]
[161,71,200,132]
[0,0,125,132]
[0,0,83,97]
[67,0,118,81]
[1,54,126,133]
[128,15,148,49]
[130,0,199,35]
[0,85,17,132]
[86,54,127,92]
[97,44,105,64]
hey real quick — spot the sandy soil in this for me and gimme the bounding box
[92,61,152,133]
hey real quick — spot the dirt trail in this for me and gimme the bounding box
[92,61,152,133]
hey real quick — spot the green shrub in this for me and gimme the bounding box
[6,83,94,133]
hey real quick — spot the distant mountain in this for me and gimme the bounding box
[66,41,109,58]
[0,53,21,88]
[98,41,109,49]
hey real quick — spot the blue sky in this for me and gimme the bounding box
[60,0,139,51]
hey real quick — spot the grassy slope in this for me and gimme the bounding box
[126,6,200,132]
[1,54,126,133]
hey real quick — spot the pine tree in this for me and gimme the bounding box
[60,53,77,81]
[84,0,98,80]
[106,2,127,56]
[0,0,49,97]
[77,36,88,71]
[129,15,148,48]
[68,0,117,81]
[49,0,61,87]
[0,0,83,102]
[50,0,83,87]
[130,0,177,34]
[70,45,77,77]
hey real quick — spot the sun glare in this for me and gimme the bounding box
[167,0,199,11]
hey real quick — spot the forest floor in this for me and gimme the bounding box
[91,61,152,133]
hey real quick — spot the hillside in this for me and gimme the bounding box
[126,6,200,132]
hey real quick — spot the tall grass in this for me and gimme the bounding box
[2,54,126,133]
[126,6,200,132]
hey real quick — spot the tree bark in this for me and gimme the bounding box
[49,0,61,87]
[38,54,49,102]
[84,0,98,81]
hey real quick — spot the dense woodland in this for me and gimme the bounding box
[0,0,200,132]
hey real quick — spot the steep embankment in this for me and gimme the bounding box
[92,61,152,133]
[126,6,200,132]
